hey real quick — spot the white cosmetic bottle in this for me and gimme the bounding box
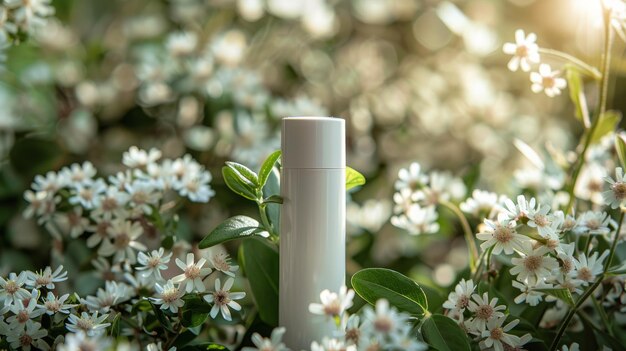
[280,117,346,350]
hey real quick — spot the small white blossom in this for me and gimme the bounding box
[151,280,185,313]
[460,190,502,217]
[242,326,288,351]
[308,286,355,318]
[172,253,212,293]
[530,64,567,97]
[0,272,30,306]
[394,162,428,191]
[362,299,407,338]
[122,146,162,168]
[98,219,146,264]
[209,251,239,277]
[6,320,49,351]
[502,29,540,72]
[137,248,172,281]
[479,316,523,351]
[571,250,609,285]
[37,292,75,315]
[443,279,476,312]
[6,289,44,331]
[476,215,528,255]
[390,204,439,235]
[66,311,110,336]
[575,211,612,236]
[466,293,506,332]
[603,167,626,209]
[203,277,246,321]
[311,337,356,351]
[57,332,112,351]
[25,265,68,289]
[510,245,559,285]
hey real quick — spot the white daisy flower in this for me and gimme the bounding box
[419,171,466,204]
[390,204,439,235]
[6,289,44,331]
[363,299,407,338]
[510,245,559,285]
[476,215,528,255]
[31,170,65,193]
[479,316,522,351]
[603,167,626,209]
[25,265,68,289]
[82,281,130,313]
[209,251,239,277]
[308,285,355,318]
[0,272,31,306]
[65,311,110,337]
[394,162,428,191]
[575,211,612,236]
[53,207,90,238]
[125,179,162,214]
[571,250,609,285]
[57,331,112,351]
[530,64,567,97]
[23,190,58,220]
[502,29,540,72]
[69,179,107,209]
[122,146,162,168]
[466,293,506,332]
[171,253,212,293]
[311,337,357,351]
[61,162,97,184]
[460,189,502,217]
[512,280,550,306]
[6,320,49,351]
[37,292,75,315]
[340,314,371,347]
[98,219,146,264]
[137,248,172,281]
[241,326,288,351]
[392,187,415,214]
[203,277,246,321]
[151,280,185,313]
[90,186,130,220]
[527,205,559,238]
[443,279,476,311]
[502,195,537,221]
[85,218,113,248]
[174,171,215,203]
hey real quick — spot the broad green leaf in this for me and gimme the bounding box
[566,68,590,126]
[181,297,212,328]
[263,195,283,204]
[535,288,575,306]
[421,314,471,351]
[346,167,366,191]
[590,110,622,144]
[241,240,279,326]
[258,150,281,188]
[149,301,175,332]
[199,216,269,249]
[351,268,428,316]
[222,166,258,201]
[225,161,259,187]
[615,133,626,169]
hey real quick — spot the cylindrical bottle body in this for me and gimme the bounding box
[279,167,346,350]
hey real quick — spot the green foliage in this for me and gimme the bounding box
[535,288,575,306]
[590,110,622,144]
[182,296,212,328]
[351,268,428,317]
[346,166,366,191]
[258,150,281,188]
[240,240,279,326]
[199,215,268,248]
[222,166,258,201]
[421,314,471,351]
[566,67,589,126]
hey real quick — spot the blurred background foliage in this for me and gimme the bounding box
[0,0,624,294]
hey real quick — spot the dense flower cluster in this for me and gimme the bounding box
[0,0,54,66]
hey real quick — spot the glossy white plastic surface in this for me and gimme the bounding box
[280,168,346,350]
[280,117,346,350]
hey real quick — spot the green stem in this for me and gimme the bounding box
[564,7,614,215]
[549,211,624,351]
[538,48,601,80]
[591,295,614,336]
[441,200,479,273]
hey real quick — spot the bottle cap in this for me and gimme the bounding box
[281,117,346,169]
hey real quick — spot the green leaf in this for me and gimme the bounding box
[615,133,626,169]
[161,235,174,250]
[346,167,366,191]
[110,313,121,337]
[421,314,471,351]
[258,150,281,189]
[225,161,259,187]
[199,216,269,249]
[566,67,590,126]
[149,301,175,333]
[222,166,258,201]
[179,343,230,351]
[241,240,279,326]
[263,195,283,204]
[182,297,212,328]
[606,261,626,276]
[351,268,428,316]
[535,288,575,306]
[263,167,281,234]
[590,110,622,144]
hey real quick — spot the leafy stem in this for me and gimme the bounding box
[564,6,614,215]
[538,48,601,80]
[440,200,479,273]
[549,210,624,351]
